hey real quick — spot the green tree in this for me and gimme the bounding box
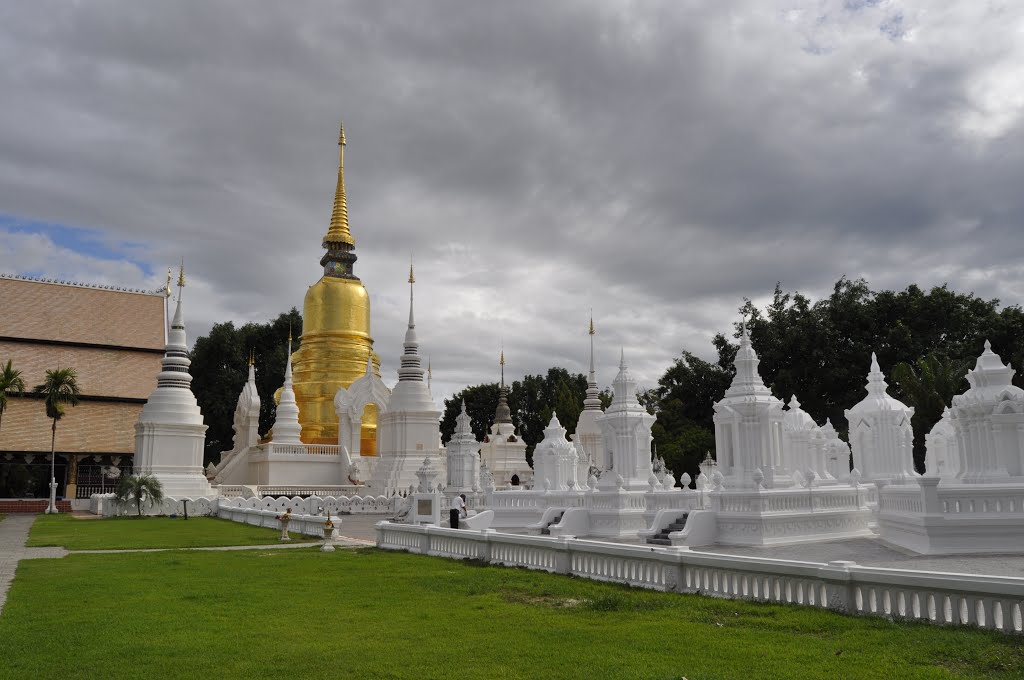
[645,351,733,483]
[190,309,302,464]
[891,354,971,471]
[440,368,603,465]
[34,367,81,506]
[657,278,1024,473]
[116,474,164,517]
[0,359,26,434]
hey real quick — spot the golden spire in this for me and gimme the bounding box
[177,259,185,288]
[248,348,254,366]
[408,261,415,284]
[500,349,505,387]
[324,121,354,247]
[589,312,595,336]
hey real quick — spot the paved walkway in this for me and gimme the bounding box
[0,514,373,617]
[0,515,67,616]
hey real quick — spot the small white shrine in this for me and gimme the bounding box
[846,353,916,483]
[445,401,480,494]
[478,354,532,488]
[924,407,961,480]
[533,414,580,491]
[134,268,212,497]
[878,341,1024,554]
[675,325,871,547]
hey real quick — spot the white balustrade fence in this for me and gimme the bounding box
[376,522,1024,634]
[91,493,396,517]
[216,504,330,538]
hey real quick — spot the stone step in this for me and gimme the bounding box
[647,538,672,545]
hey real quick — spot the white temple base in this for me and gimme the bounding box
[367,452,442,496]
[673,486,873,547]
[877,479,1024,555]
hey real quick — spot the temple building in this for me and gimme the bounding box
[0,274,164,504]
[290,124,382,451]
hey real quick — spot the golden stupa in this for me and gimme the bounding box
[291,123,381,450]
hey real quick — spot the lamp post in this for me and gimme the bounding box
[45,452,58,514]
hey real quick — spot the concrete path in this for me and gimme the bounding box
[0,515,67,616]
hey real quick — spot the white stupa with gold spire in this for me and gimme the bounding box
[134,264,212,497]
[366,265,443,494]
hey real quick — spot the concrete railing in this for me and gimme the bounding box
[219,494,396,515]
[216,485,257,498]
[252,443,341,456]
[256,485,364,498]
[376,522,1024,634]
[216,505,332,538]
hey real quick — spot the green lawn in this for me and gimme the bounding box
[26,514,304,550]
[1,548,1021,679]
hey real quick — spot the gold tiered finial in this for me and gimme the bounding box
[589,312,595,336]
[324,121,354,247]
[408,261,415,284]
[177,259,185,288]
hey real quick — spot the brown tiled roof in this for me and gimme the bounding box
[0,277,165,350]
[0,398,142,454]
[0,341,160,400]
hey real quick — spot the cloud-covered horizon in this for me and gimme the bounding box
[2,1,1023,403]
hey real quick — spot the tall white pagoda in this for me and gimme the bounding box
[133,265,212,497]
[367,266,442,494]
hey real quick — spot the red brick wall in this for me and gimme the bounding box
[0,500,72,513]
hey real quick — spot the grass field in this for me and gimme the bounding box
[26,514,300,550]
[1,546,1021,680]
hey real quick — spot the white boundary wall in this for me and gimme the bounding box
[376,521,1024,634]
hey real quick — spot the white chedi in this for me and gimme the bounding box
[445,400,480,493]
[133,271,212,498]
[924,407,961,479]
[712,323,788,488]
[816,418,850,481]
[368,268,443,494]
[533,414,579,491]
[845,353,915,483]
[572,316,604,470]
[782,395,818,481]
[950,340,1024,482]
[231,358,261,453]
[595,349,655,491]
[271,337,303,445]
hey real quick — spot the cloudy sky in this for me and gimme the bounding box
[2,1,1023,402]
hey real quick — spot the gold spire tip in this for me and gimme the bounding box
[408,262,415,284]
[177,259,185,288]
[338,121,346,146]
[500,350,505,366]
[589,315,595,336]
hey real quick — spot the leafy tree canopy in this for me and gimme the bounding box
[191,309,302,464]
[440,367,611,464]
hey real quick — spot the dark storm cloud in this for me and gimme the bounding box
[1,1,1023,401]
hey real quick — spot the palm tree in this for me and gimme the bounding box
[116,474,164,517]
[34,367,81,513]
[0,359,27,434]
[891,353,970,472]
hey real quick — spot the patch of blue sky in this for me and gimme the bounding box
[0,214,154,277]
